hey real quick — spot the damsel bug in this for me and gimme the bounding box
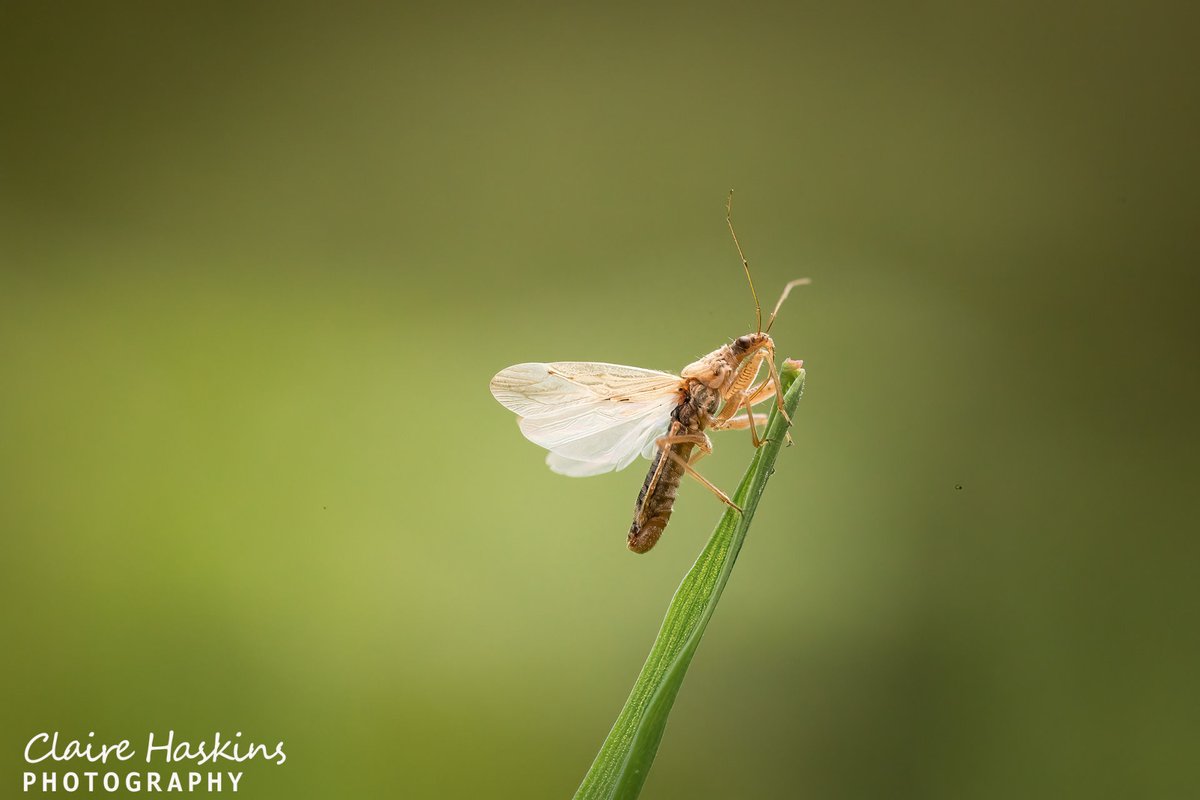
[490,193,807,553]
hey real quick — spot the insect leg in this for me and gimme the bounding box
[710,373,762,452]
[650,431,713,463]
[710,405,769,445]
[727,349,768,402]
[745,374,798,443]
[642,420,682,506]
[711,413,771,431]
[687,433,715,464]
[743,377,777,406]
[713,396,791,445]
[657,431,739,513]
[762,344,794,426]
[744,403,766,446]
[712,353,777,446]
[713,349,768,426]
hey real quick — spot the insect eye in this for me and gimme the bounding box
[735,335,755,348]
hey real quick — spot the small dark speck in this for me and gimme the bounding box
[955,485,963,490]
[323,506,328,509]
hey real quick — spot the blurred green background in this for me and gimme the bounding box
[2,2,1197,798]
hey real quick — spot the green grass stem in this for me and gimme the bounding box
[573,362,806,800]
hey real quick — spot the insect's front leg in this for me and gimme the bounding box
[713,349,768,426]
[713,348,778,446]
[722,355,795,445]
[741,379,787,446]
[762,344,794,426]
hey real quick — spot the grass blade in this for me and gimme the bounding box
[573,362,806,800]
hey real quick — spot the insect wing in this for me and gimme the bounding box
[489,362,682,477]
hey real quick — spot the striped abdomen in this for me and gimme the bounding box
[627,439,696,553]
[626,382,716,554]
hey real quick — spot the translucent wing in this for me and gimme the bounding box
[489,362,682,477]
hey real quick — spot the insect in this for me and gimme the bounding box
[490,193,807,553]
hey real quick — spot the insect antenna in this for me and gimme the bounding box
[765,278,812,333]
[725,189,762,334]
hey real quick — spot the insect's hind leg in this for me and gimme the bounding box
[686,433,715,464]
[654,431,714,466]
[642,420,682,506]
[654,433,742,513]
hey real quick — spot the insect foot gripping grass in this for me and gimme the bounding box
[573,360,806,800]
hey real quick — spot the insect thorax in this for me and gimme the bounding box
[678,382,720,431]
